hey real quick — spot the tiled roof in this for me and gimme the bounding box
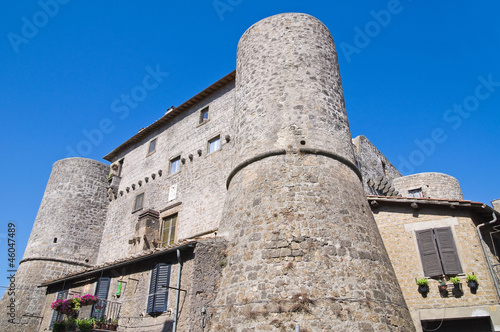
[104,71,236,161]
[367,195,499,219]
[40,241,196,287]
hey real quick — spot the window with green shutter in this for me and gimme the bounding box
[147,263,171,314]
[50,290,68,328]
[416,227,462,277]
[92,277,111,320]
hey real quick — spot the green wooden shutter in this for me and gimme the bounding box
[434,227,463,275]
[147,263,171,314]
[50,290,68,328]
[416,229,444,277]
[92,277,111,319]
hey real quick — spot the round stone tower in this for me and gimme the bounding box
[0,158,109,331]
[211,13,415,331]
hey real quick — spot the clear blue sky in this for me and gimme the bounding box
[1,1,499,286]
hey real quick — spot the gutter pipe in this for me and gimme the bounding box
[172,249,183,332]
[477,212,500,301]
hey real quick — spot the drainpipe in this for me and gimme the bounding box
[477,212,500,301]
[172,249,183,332]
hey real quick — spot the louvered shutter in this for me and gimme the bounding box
[147,263,171,314]
[50,290,68,327]
[434,227,463,275]
[416,229,443,277]
[92,277,111,319]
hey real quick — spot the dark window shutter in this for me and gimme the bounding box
[416,229,444,277]
[434,227,463,275]
[50,290,68,328]
[92,277,111,319]
[147,263,171,314]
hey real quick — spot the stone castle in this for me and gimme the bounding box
[2,13,500,332]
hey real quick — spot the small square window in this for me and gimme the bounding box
[199,107,209,124]
[134,193,144,212]
[148,138,157,155]
[170,157,180,174]
[208,136,221,154]
[409,188,423,198]
[161,214,177,247]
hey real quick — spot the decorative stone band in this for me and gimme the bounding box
[226,148,362,189]
[19,257,94,268]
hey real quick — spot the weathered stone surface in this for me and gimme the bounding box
[392,172,463,200]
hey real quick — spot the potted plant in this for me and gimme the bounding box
[110,318,119,331]
[466,274,479,289]
[64,317,77,331]
[438,278,447,290]
[450,276,461,287]
[416,278,429,293]
[52,320,64,332]
[76,318,94,332]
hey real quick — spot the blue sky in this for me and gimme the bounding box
[1,1,499,287]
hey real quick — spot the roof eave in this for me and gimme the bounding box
[103,70,236,162]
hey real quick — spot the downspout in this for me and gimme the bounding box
[172,249,183,332]
[477,212,500,301]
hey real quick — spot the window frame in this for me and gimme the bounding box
[208,135,221,154]
[91,277,111,320]
[416,227,463,277]
[199,106,209,124]
[50,290,68,328]
[133,193,145,212]
[169,156,181,175]
[408,188,423,198]
[160,213,177,247]
[147,138,157,156]
[147,263,171,314]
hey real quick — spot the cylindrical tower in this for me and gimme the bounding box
[211,13,415,331]
[392,172,463,200]
[0,158,109,332]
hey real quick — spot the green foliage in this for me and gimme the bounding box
[449,276,461,284]
[466,274,478,282]
[416,278,428,286]
[76,318,94,332]
[52,321,65,332]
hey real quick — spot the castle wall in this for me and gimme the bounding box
[492,198,500,212]
[0,158,109,332]
[392,172,463,200]
[371,205,500,330]
[211,13,414,331]
[96,82,235,265]
[352,135,402,194]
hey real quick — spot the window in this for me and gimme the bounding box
[92,277,110,320]
[134,193,144,212]
[170,157,180,174]
[416,227,462,277]
[408,188,423,198]
[161,214,177,247]
[148,138,157,155]
[50,290,68,328]
[199,107,209,123]
[208,136,221,154]
[147,263,171,314]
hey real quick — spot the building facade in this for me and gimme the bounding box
[2,12,499,332]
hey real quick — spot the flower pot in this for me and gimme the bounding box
[468,280,478,289]
[418,285,429,293]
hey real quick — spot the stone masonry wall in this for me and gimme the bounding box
[372,205,499,330]
[97,82,235,265]
[352,135,402,195]
[0,158,109,332]
[209,13,414,331]
[392,172,463,200]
